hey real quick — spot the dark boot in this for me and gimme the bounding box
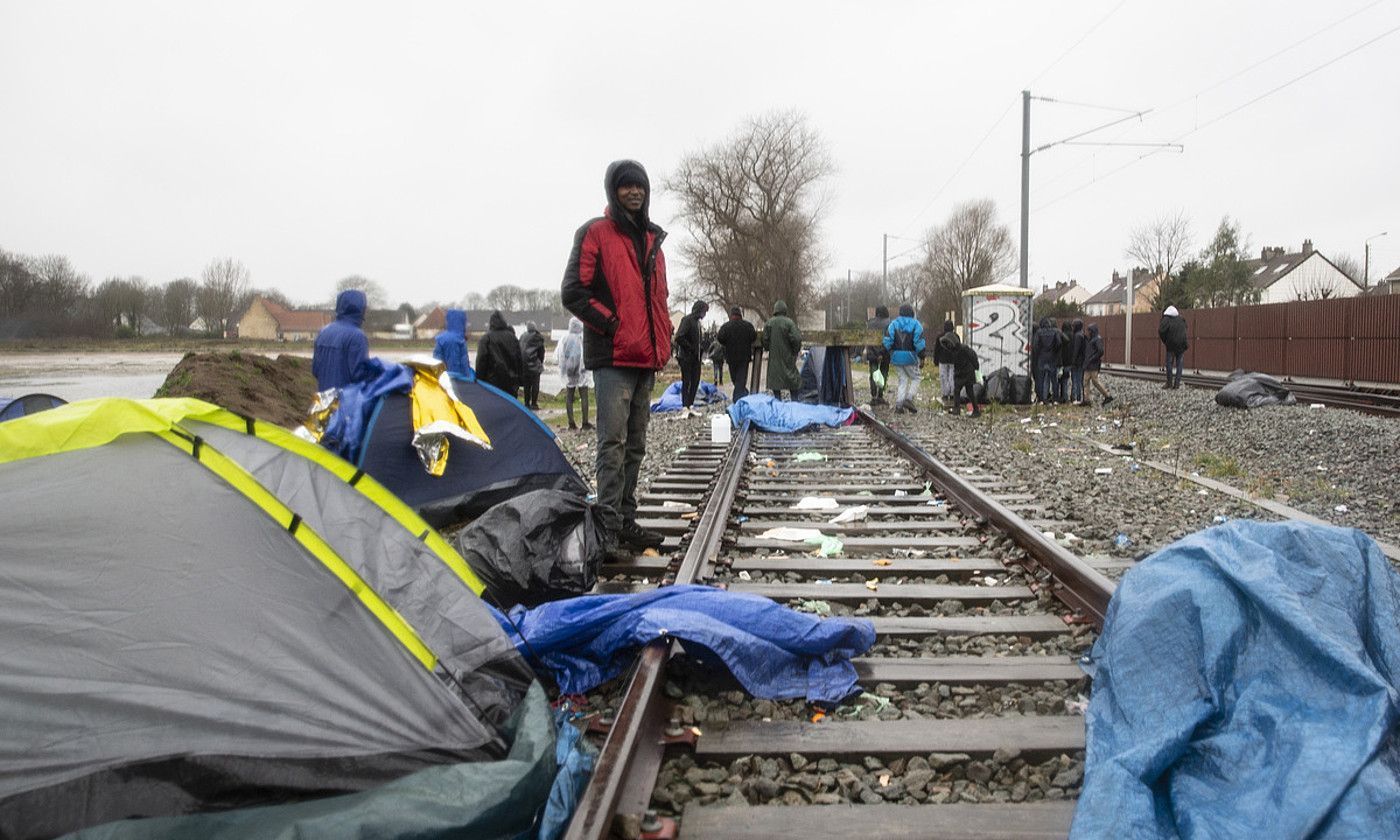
[1161,377,1172,389]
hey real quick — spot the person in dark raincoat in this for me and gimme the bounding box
[519,321,546,409]
[865,305,892,405]
[1031,316,1064,404]
[932,319,957,408]
[762,300,802,399]
[432,308,473,377]
[312,289,371,391]
[476,310,524,399]
[716,306,757,401]
[1158,305,1189,389]
[674,300,709,410]
[1084,322,1114,406]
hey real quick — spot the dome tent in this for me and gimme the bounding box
[0,398,542,838]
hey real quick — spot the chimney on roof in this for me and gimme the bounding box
[1261,246,1286,260]
[1054,280,1067,290]
[1112,270,1122,284]
[1302,239,1314,255]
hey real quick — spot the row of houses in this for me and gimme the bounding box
[1037,240,1399,316]
[236,300,569,342]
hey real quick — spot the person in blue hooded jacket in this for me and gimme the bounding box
[312,289,371,391]
[432,308,473,377]
[882,303,927,413]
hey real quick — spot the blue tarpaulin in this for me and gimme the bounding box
[727,394,855,434]
[1071,521,1400,839]
[650,380,727,412]
[320,359,412,464]
[493,585,875,704]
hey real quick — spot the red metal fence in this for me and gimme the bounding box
[1095,295,1400,386]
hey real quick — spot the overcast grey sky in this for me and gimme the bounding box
[2,0,1396,308]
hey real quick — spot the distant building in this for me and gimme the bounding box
[1245,240,1360,303]
[1035,280,1091,309]
[1381,265,1400,295]
[237,297,333,341]
[414,307,566,336]
[1083,268,1158,317]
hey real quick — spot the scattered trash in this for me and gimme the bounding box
[1094,467,1113,475]
[1043,530,1057,540]
[1198,489,1210,496]
[878,773,891,787]
[792,496,840,511]
[1315,466,1328,472]
[828,505,869,525]
[810,710,827,723]
[982,576,999,586]
[793,451,826,462]
[873,559,892,566]
[1114,533,1132,549]
[758,527,823,542]
[926,498,945,507]
[1020,417,1033,424]
[673,446,687,454]
[738,570,752,581]
[1059,532,1080,544]
[1129,463,1141,472]
[921,480,933,497]
[893,489,908,497]
[1335,505,1349,514]
[661,500,694,510]
[642,548,661,557]
[1213,515,1230,525]
[838,691,890,717]
[1310,403,1326,410]
[865,578,879,591]
[680,511,699,520]
[807,534,845,557]
[1065,694,1089,715]
[857,490,875,496]
[735,515,749,524]
[710,415,731,443]
[764,459,777,468]
[815,578,833,585]
[1028,428,1043,435]
[795,599,831,616]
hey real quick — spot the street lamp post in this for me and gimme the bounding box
[1364,232,1388,287]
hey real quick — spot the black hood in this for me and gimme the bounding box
[488,311,509,331]
[605,159,651,231]
[691,300,708,316]
[942,319,955,334]
[1072,319,1083,333]
[1039,317,1055,329]
[875,305,889,319]
[899,303,915,317]
[1087,323,1100,337]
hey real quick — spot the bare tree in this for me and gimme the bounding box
[334,275,387,309]
[486,283,528,311]
[27,254,89,317]
[196,257,251,337]
[884,263,925,311]
[0,250,38,317]
[919,199,1016,321]
[1125,210,1193,282]
[115,276,149,333]
[522,286,563,313]
[666,110,834,319]
[160,278,199,335]
[460,290,487,309]
[1330,253,1362,283]
[1295,272,1347,301]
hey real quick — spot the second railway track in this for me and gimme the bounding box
[567,411,1117,840]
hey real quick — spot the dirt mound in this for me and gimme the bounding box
[155,351,316,427]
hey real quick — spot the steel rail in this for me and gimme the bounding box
[1102,367,1400,416]
[563,420,753,840]
[858,409,1117,630]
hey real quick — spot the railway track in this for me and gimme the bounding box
[566,411,1116,840]
[1101,367,1400,417]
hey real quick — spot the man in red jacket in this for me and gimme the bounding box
[562,160,673,552]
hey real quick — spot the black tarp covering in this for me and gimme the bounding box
[1215,370,1298,409]
[452,489,607,609]
[358,378,586,527]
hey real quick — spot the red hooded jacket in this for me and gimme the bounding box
[561,160,672,371]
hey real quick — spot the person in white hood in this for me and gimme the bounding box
[558,317,592,430]
[1158,305,1189,389]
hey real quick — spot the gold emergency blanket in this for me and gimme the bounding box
[409,363,491,476]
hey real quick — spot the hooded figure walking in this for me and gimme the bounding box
[312,289,371,391]
[561,159,673,555]
[762,300,802,400]
[932,319,957,409]
[1031,317,1064,404]
[519,321,546,409]
[1084,322,1114,406]
[558,316,592,430]
[432,308,473,377]
[476,310,524,399]
[674,300,709,412]
[1158,305,1189,389]
[883,303,926,413]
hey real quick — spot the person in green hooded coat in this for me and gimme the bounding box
[762,300,803,399]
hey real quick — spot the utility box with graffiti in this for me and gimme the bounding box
[961,284,1033,378]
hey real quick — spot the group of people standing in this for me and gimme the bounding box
[1030,317,1113,407]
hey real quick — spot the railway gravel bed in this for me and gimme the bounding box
[871,373,1400,576]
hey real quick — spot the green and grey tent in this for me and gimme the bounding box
[0,398,538,838]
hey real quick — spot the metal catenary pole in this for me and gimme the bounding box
[1019,90,1031,289]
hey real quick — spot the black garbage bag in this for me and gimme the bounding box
[1215,371,1298,409]
[451,489,606,608]
[973,381,987,405]
[1011,374,1034,404]
[983,367,1013,404]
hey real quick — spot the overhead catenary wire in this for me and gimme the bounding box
[1030,0,1390,202]
[1031,17,1400,213]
